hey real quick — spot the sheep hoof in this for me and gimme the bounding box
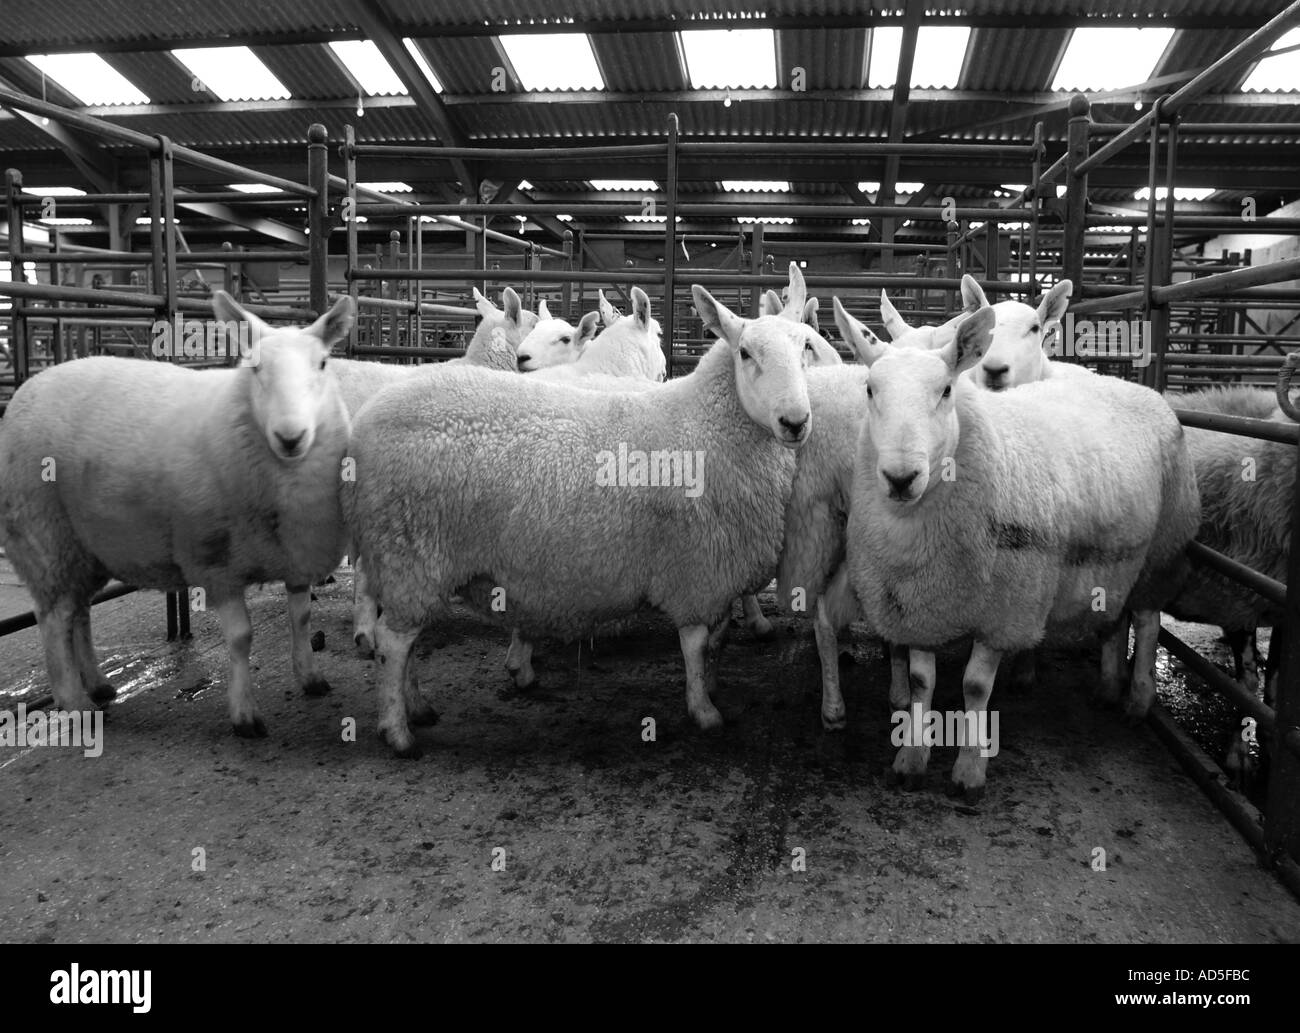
[379,726,422,760]
[691,706,724,732]
[354,632,376,659]
[233,716,267,739]
[302,675,332,698]
[748,619,776,642]
[882,767,902,788]
[507,669,537,692]
[89,682,117,703]
[821,710,847,732]
[409,703,440,727]
[1121,701,1150,726]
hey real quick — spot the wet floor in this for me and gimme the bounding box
[1,573,1298,943]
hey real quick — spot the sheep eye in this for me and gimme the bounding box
[942,384,952,398]
[1029,324,1041,335]
[866,386,874,399]
[319,358,328,371]
[739,347,751,361]
[561,336,572,344]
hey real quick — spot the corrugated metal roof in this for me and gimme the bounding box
[103,52,222,105]
[590,32,690,92]
[0,57,83,108]
[252,44,360,101]
[774,28,868,91]
[960,28,1070,91]
[413,37,521,95]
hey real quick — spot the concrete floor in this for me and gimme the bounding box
[1,571,1298,943]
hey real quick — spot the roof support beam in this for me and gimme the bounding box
[173,195,308,247]
[879,0,922,272]
[348,0,477,193]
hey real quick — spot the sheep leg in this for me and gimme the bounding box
[949,641,1002,804]
[888,648,936,791]
[505,628,537,690]
[811,597,848,732]
[679,624,723,731]
[401,641,439,727]
[286,584,331,697]
[740,594,775,641]
[816,564,858,730]
[71,602,116,703]
[38,598,97,711]
[1124,609,1160,722]
[375,616,421,759]
[1096,613,1131,707]
[1265,623,1284,709]
[214,592,264,738]
[888,644,911,711]
[352,553,379,659]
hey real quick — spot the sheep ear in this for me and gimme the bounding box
[961,274,990,313]
[212,291,272,345]
[473,287,498,321]
[576,311,601,344]
[941,306,996,374]
[833,296,887,366]
[782,261,807,320]
[879,289,911,339]
[631,286,651,328]
[803,297,820,333]
[306,294,355,349]
[761,290,782,316]
[806,331,842,367]
[538,299,553,320]
[598,290,618,325]
[1037,279,1072,333]
[501,287,522,327]
[692,285,746,346]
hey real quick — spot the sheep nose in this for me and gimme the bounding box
[883,469,919,497]
[779,413,809,437]
[982,362,1009,379]
[275,430,306,453]
[517,353,531,365]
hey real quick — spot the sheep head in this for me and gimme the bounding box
[692,283,813,450]
[212,291,353,464]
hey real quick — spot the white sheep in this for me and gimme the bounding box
[1164,386,1293,782]
[956,276,1086,390]
[838,304,1199,801]
[333,286,537,656]
[0,293,356,736]
[521,286,666,382]
[341,284,816,757]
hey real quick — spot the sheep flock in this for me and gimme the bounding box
[2,265,1293,805]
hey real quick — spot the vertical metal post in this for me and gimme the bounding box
[148,154,164,322]
[388,230,401,360]
[221,241,236,297]
[4,170,28,386]
[474,216,487,299]
[945,220,958,310]
[1140,98,1166,390]
[414,214,424,351]
[749,224,764,317]
[307,123,329,318]
[561,230,574,318]
[344,125,359,357]
[154,135,178,341]
[662,113,679,378]
[1063,94,1091,292]
[574,228,585,317]
[1153,112,1179,393]
[1028,121,1043,291]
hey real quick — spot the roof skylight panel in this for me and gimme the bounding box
[171,47,290,102]
[25,53,150,105]
[681,28,777,89]
[1051,28,1174,91]
[330,40,406,96]
[868,27,971,89]
[500,33,604,90]
[1241,27,1300,91]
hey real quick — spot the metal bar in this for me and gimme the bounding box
[1187,541,1287,608]
[156,136,177,327]
[336,293,475,318]
[1158,629,1275,730]
[1091,122,1300,135]
[358,201,1034,221]
[1085,214,1300,232]
[1174,407,1300,444]
[0,279,164,307]
[662,113,679,378]
[1155,260,1300,305]
[307,124,329,317]
[352,143,669,161]
[1062,96,1090,290]
[5,168,30,386]
[11,250,307,265]
[0,582,138,638]
[1077,2,1300,177]
[1145,703,1300,902]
